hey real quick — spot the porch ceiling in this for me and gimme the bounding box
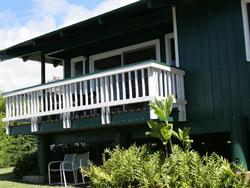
[0,0,190,64]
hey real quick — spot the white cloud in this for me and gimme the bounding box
[0,0,139,92]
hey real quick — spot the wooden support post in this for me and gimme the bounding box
[38,135,50,175]
[230,115,249,170]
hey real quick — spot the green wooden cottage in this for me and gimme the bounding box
[0,0,250,175]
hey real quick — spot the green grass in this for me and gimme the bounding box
[0,167,62,188]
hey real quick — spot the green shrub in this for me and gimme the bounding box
[13,151,38,178]
[82,144,166,188]
[163,145,250,187]
[82,144,249,188]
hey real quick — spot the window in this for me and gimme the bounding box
[165,32,179,67]
[242,0,250,61]
[71,56,87,77]
[89,39,160,72]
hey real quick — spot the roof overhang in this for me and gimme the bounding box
[0,0,194,63]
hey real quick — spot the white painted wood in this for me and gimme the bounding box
[49,88,52,112]
[96,79,99,104]
[79,82,83,106]
[122,73,126,100]
[171,73,175,97]
[74,83,78,107]
[69,84,73,108]
[141,69,145,97]
[45,90,48,112]
[6,121,10,135]
[6,98,9,118]
[16,96,19,116]
[159,71,163,97]
[3,61,187,124]
[116,74,120,101]
[172,7,180,67]
[135,70,139,98]
[105,76,109,102]
[58,87,62,110]
[41,91,44,112]
[110,76,114,102]
[128,72,132,99]
[90,79,93,105]
[241,0,250,61]
[84,81,88,105]
[105,107,111,124]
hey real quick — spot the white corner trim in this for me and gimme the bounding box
[242,0,250,61]
[172,6,180,67]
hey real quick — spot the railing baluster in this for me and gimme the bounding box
[49,88,52,111]
[54,87,57,110]
[84,81,88,105]
[19,95,22,116]
[6,98,9,118]
[122,73,126,100]
[37,91,39,113]
[135,70,139,98]
[128,71,132,99]
[141,69,145,97]
[79,82,83,106]
[105,76,109,102]
[62,85,66,109]
[159,70,163,97]
[31,92,34,115]
[74,83,78,107]
[96,79,99,104]
[164,71,167,97]
[110,75,114,102]
[167,72,172,96]
[58,86,62,110]
[16,96,19,116]
[45,90,48,112]
[116,74,120,101]
[27,94,30,114]
[90,79,93,104]
[70,84,73,108]
[9,97,12,117]
[41,90,44,113]
[66,84,70,108]
[100,77,104,104]
[172,73,176,98]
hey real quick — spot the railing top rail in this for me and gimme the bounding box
[3,60,185,98]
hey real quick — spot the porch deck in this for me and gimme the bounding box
[3,60,186,134]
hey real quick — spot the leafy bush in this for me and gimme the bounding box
[82,144,166,188]
[82,144,250,188]
[13,151,38,178]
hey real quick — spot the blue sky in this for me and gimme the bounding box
[0,0,138,92]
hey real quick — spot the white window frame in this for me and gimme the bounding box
[71,56,87,77]
[165,7,180,67]
[242,0,250,61]
[165,33,175,65]
[89,39,161,73]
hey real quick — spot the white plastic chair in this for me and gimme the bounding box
[48,153,76,185]
[62,152,90,187]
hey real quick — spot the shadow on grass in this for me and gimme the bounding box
[0,168,89,187]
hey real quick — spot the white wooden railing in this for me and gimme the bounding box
[3,61,186,133]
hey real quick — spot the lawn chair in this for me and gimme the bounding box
[62,152,90,187]
[48,153,76,185]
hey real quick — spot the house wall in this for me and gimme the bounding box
[177,0,250,123]
[176,0,250,169]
